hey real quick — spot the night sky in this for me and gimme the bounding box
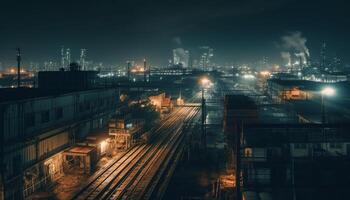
[0,0,349,66]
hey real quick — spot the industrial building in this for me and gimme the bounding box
[223,93,350,199]
[148,92,174,113]
[240,124,350,200]
[0,88,118,200]
[108,112,145,150]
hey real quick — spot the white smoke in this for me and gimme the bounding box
[280,31,310,67]
[295,52,307,65]
[172,37,182,46]
[281,31,309,56]
[281,52,291,66]
[173,48,189,67]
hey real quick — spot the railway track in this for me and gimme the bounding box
[71,107,198,200]
[110,108,199,200]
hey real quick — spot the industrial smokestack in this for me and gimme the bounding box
[148,62,151,83]
[143,58,147,83]
[127,61,130,81]
[16,48,21,88]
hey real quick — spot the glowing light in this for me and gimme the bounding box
[201,77,210,85]
[243,74,255,80]
[321,87,335,96]
[200,77,212,88]
[260,71,270,76]
[100,140,107,153]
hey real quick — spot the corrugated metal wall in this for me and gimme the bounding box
[38,132,69,158]
[23,144,36,165]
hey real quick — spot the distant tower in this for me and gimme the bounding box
[66,48,71,66]
[321,42,326,70]
[199,46,214,71]
[127,61,131,81]
[143,59,147,83]
[61,46,65,68]
[80,49,87,70]
[16,48,21,88]
[148,61,151,83]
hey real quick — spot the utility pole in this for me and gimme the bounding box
[321,93,325,124]
[235,121,242,200]
[148,61,151,83]
[201,87,206,148]
[16,48,21,88]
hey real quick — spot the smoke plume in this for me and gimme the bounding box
[281,31,309,56]
[280,31,310,66]
[281,52,291,66]
[172,37,182,46]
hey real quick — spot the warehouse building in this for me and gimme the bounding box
[0,88,118,200]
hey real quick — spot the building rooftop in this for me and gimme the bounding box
[224,95,257,110]
[64,145,95,155]
[0,88,96,103]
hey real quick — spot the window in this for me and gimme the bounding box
[330,143,343,149]
[79,103,84,112]
[12,155,21,175]
[294,143,307,149]
[25,113,35,128]
[313,143,322,149]
[41,110,50,123]
[55,107,63,120]
[85,102,91,110]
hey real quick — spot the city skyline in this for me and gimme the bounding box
[0,0,349,66]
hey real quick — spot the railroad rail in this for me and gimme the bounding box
[71,107,198,200]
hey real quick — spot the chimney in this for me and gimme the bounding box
[16,48,21,88]
[143,58,147,83]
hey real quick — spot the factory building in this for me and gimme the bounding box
[240,124,350,200]
[0,88,118,200]
[108,113,144,150]
[223,95,258,178]
[268,79,350,103]
[148,92,173,113]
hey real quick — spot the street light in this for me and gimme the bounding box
[199,77,211,149]
[321,87,335,124]
[321,87,335,96]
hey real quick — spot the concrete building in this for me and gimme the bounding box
[38,70,99,90]
[0,88,118,200]
[240,124,350,200]
[199,46,214,71]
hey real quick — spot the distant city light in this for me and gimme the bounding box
[243,74,255,80]
[260,71,271,77]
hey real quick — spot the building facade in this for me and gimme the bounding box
[0,88,118,200]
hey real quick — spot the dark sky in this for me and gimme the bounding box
[0,0,349,66]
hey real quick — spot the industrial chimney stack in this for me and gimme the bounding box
[143,58,147,83]
[16,48,21,88]
[127,61,130,81]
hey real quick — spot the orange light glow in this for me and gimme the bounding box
[260,71,271,76]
